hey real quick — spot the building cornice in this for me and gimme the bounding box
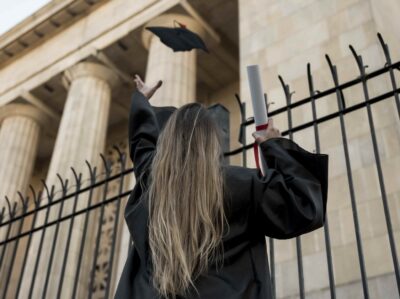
[0,0,107,67]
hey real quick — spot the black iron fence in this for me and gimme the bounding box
[0,32,399,298]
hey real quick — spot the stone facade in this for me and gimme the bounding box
[0,0,399,298]
[239,0,400,298]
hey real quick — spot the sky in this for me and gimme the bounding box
[0,0,51,36]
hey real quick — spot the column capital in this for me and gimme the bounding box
[141,13,208,50]
[62,62,119,89]
[0,103,51,128]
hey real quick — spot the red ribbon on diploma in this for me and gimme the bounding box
[253,122,269,172]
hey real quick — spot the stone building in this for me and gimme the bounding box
[0,0,399,298]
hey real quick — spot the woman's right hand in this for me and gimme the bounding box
[133,74,162,100]
[251,118,282,144]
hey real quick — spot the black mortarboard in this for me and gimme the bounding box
[145,21,209,53]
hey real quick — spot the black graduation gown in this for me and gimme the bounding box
[113,91,329,299]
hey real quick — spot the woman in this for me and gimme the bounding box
[114,75,329,299]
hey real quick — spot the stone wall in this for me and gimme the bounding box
[239,0,400,298]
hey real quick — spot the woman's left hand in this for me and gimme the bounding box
[252,117,281,144]
[133,74,162,100]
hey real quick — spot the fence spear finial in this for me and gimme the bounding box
[16,191,28,212]
[349,44,367,75]
[100,153,112,174]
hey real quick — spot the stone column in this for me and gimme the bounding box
[19,62,119,299]
[0,104,49,298]
[142,13,206,107]
[46,62,118,187]
[0,104,48,203]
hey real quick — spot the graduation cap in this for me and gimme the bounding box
[145,20,209,53]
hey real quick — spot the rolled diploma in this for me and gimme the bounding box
[247,65,269,175]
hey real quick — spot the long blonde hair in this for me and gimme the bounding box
[147,102,227,298]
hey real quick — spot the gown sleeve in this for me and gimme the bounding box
[128,90,179,182]
[128,90,160,180]
[251,137,329,239]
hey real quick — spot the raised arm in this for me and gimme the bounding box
[129,75,163,180]
[128,90,160,180]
